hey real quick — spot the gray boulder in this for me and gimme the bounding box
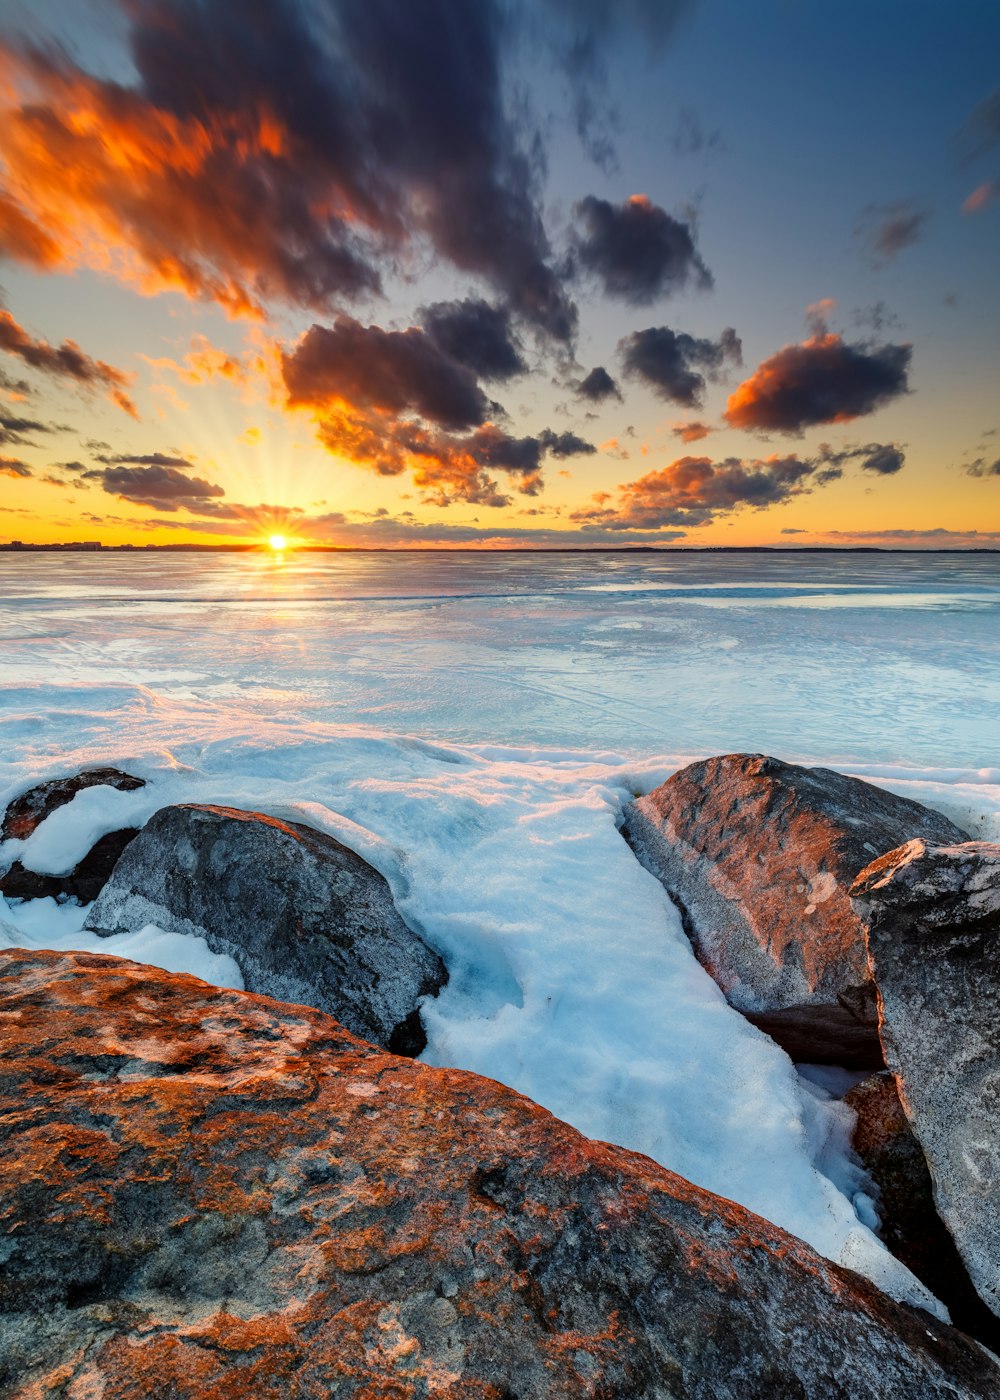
[624,755,968,1063]
[85,803,446,1055]
[852,839,1000,1320]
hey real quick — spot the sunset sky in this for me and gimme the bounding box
[0,0,998,549]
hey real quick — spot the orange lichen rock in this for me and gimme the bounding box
[0,948,997,1398]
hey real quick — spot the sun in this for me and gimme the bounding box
[267,534,288,552]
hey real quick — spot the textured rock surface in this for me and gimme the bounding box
[85,803,447,1054]
[0,768,145,903]
[2,948,998,1400]
[846,1071,999,1349]
[852,839,1000,1321]
[624,753,968,1019]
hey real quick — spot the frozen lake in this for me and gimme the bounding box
[2,547,999,766]
[1,547,999,1314]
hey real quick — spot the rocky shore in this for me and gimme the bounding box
[1,754,999,1396]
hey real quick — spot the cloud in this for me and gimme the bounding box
[283,316,490,432]
[0,412,51,447]
[856,201,928,265]
[91,451,194,468]
[620,325,742,407]
[0,454,31,478]
[538,429,596,458]
[672,420,714,443]
[282,314,594,504]
[572,194,711,303]
[419,299,526,382]
[574,366,621,402]
[817,441,906,475]
[570,452,829,530]
[673,107,724,158]
[958,86,1000,163]
[962,181,999,215]
[0,0,576,338]
[724,333,911,434]
[0,308,137,415]
[967,458,1000,478]
[67,455,226,511]
[0,367,32,397]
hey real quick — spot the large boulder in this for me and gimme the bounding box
[846,1071,999,1349]
[85,803,446,1055]
[624,754,968,1063]
[2,948,998,1400]
[852,839,1000,1321]
[0,767,144,903]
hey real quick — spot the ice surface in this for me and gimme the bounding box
[1,549,999,1315]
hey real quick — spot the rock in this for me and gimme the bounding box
[0,768,145,904]
[744,999,883,1070]
[1,948,998,1399]
[85,803,447,1054]
[624,754,968,1041]
[0,827,141,904]
[852,839,1000,1321]
[846,1071,1000,1350]
[0,767,144,841]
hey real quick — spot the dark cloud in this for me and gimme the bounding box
[538,429,596,459]
[0,0,576,338]
[0,308,137,416]
[857,443,905,475]
[572,195,711,304]
[574,366,621,402]
[0,454,31,478]
[857,201,928,265]
[419,299,526,382]
[0,367,32,396]
[621,325,742,408]
[0,412,51,447]
[282,315,595,505]
[967,458,1000,479]
[725,334,911,434]
[570,452,827,530]
[534,0,694,171]
[959,85,1000,162]
[71,458,225,511]
[816,441,906,476]
[283,317,491,431]
[91,452,194,468]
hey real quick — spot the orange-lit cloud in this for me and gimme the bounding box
[725,333,910,434]
[282,316,594,505]
[0,307,137,416]
[672,420,714,443]
[571,452,841,531]
[962,181,999,215]
[0,454,31,477]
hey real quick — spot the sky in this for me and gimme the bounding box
[0,0,998,549]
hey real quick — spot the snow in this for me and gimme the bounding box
[2,549,999,1317]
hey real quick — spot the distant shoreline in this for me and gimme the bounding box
[2,543,999,556]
